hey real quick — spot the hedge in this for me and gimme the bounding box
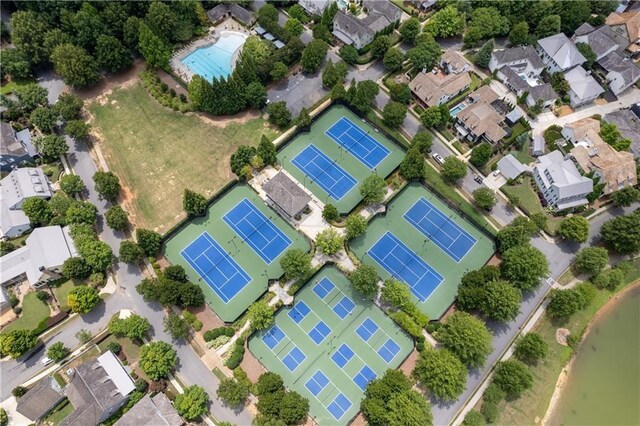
[204,327,235,342]
[224,338,245,369]
[389,311,422,338]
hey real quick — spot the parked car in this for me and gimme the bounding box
[474,175,483,184]
[432,153,445,165]
[493,169,501,177]
[41,356,54,366]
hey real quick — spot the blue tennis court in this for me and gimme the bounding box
[368,232,444,302]
[313,277,335,299]
[327,393,352,420]
[331,344,355,368]
[223,198,292,264]
[356,318,379,342]
[291,144,358,200]
[313,278,356,319]
[333,296,356,319]
[288,301,311,324]
[404,197,477,262]
[309,321,331,344]
[378,338,401,363]
[262,325,286,349]
[326,117,390,169]
[353,366,377,391]
[305,370,330,396]
[181,232,251,303]
[282,346,306,372]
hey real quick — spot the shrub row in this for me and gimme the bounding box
[224,338,245,369]
[140,71,192,113]
[203,326,235,342]
[182,310,202,332]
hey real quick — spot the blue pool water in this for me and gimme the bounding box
[181,33,247,81]
[450,102,468,117]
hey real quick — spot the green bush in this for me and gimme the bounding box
[192,319,203,332]
[224,338,245,369]
[481,401,498,423]
[204,327,235,342]
[390,311,422,338]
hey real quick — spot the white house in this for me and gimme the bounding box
[536,33,587,73]
[299,0,333,16]
[489,45,545,76]
[533,150,593,210]
[564,66,605,107]
[332,0,401,49]
[0,168,53,239]
[597,51,640,95]
[572,23,627,60]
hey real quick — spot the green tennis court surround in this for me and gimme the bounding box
[349,182,496,319]
[278,105,404,215]
[164,184,310,322]
[249,266,413,425]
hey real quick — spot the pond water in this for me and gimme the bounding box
[549,286,640,425]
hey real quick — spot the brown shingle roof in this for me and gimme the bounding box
[409,71,471,107]
[16,377,64,422]
[606,11,640,42]
[114,394,183,426]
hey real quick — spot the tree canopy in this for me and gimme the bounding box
[492,360,533,398]
[557,216,589,243]
[501,244,549,291]
[437,311,492,368]
[93,171,120,202]
[514,332,548,364]
[280,249,312,280]
[360,174,387,204]
[174,385,209,420]
[247,301,274,331]
[68,285,100,314]
[601,210,640,254]
[441,157,468,183]
[183,189,207,217]
[139,341,177,381]
[382,101,408,128]
[573,247,608,277]
[413,348,467,401]
[349,264,379,300]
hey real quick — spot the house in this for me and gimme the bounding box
[561,117,602,144]
[497,154,528,179]
[440,49,469,74]
[532,133,545,156]
[114,393,182,426]
[61,351,136,426]
[299,0,334,16]
[497,66,558,108]
[262,171,312,219]
[572,23,627,60]
[564,66,605,107]
[596,51,640,95]
[489,46,545,77]
[0,226,78,288]
[16,377,65,423]
[603,109,640,158]
[533,150,593,210]
[1,167,53,239]
[536,33,587,72]
[1,123,37,172]
[454,86,510,145]
[409,70,472,107]
[606,10,640,57]
[332,1,401,49]
[405,0,437,12]
[206,3,256,26]
[570,131,637,194]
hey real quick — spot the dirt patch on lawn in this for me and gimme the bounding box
[398,347,419,376]
[556,106,574,117]
[196,109,266,127]
[240,342,266,383]
[75,59,146,101]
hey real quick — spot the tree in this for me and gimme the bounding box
[139,341,177,381]
[270,61,288,81]
[330,81,347,100]
[574,247,608,277]
[284,18,304,36]
[424,6,464,38]
[56,93,84,121]
[256,372,284,396]
[164,313,190,340]
[557,216,589,243]
[462,411,484,426]
[514,333,548,364]
[501,244,549,291]
[593,268,624,290]
[246,82,268,109]
[15,84,48,113]
[138,22,171,68]
[174,385,209,420]
[66,201,98,225]
[0,241,15,256]
[0,330,37,359]
[22,197,53,225]
[473,187,497,211]
[105,205,129,231]
[407,34,442,71]
[612,187,640,207]
[68,286,100,314]
[11,11,49,66]
[280,391,310,424]
[247,301,274,331]
[371,35,390,59]
[478,281,521,322]
[390,82,412,105]
[257,135,277,166]
[413,132,433,153]
[93,171,120,202]
[509,22,530,46]
[535,15,561,38]
[109,314,151,340]
[96,34,131,73]
[492,360,533,398]
[230,145,257,178]
[34,135,69,159]
[77,239,113,271]
[217,378,249,407]
[413,348,467,401]
[547,288,583,319]
[62,257,92,280]
[399,147,426,180]
[316,228,344,255]
[600,122,632,151]
[183,189,207,217]
[400,17,421,43]
[30,107,58,133]
[420,105,450,128]
[346,80,380,114]
[349,264,379,300]
[322,59,348,88]
[322,204,339,222]
[51,44,99,88]
[137,229,163,257]
[465,8,510,46]
[47,342,69,362]
[59,176,84,199]
[360,174,387,204]
[474,39,495,68]
[441,157,467,183]
[0,407,7,426]
[438,311,492,368]
[345,214,367,240]
[382,47,404,73]
[382,101,408,128]
[575,42,596,69]
[601,210,640,254]
[1,48,31,79]
[301,39,328,74]
[76,329,93,344]
[469,143,492,167]
[295,107,312,128]
[339,45,358,64]
[267,101,292,128]
[119,240,145,263]
[550,72,570,96]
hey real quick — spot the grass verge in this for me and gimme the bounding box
[3,292,50,332]
[0,77,36,95]
[43,399,73,425]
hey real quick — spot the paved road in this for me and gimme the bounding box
[1,136,253,424]
[431,204,637,425]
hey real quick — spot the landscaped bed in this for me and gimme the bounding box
[88,80,279,232]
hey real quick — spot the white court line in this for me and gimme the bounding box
[305,372,346,418]
[288,303,331,346]
[332,342,372,388]
[355,317,393,359]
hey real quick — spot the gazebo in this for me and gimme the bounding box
[263,172,311,219]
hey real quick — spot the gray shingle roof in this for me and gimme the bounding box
[565,66,605,101]
[537,33,587,70]
[1,122,28,157]
[598,50,640,86]
[604,109,640,158]
[492,46,545,70]
[206,4,255,26]
[529,83,559,102]
[333,1,401,44]
[263,172,311,217]
[573,24,627,59]
[16,377,64,422]
[114,394,182,426]
[498,154,527,179]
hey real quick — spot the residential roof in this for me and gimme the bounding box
[264,32,275,41]
[499,66,530,92]
[16,377,64,422]
[528,83,559,103]
[498,154,527,179]
[537,33,587,70]
[603,109,640,158]
[535,150,593,199]
[457,102,508,143]
[491,46,545,70]
[206,3,255,26]
[564,117,601,141]
[206,4,227,22]
[468,85,500,104]
[0,197,29,239]
[263,172,311,217]
[409,70,472,107]
[61,351,135,426]
[0,226,78,286]
[274,40,285,49]
[573,24,627,59]
[533,133,545,155]
[441,49,468,72]
[574,22,596,36]
[1,122,28,158]
[254,26,266,35]
[333,1,401,45]
[597,50,640,88]
[565,66,605,102]
[114,394,182,426]
[1,167,53,210]
[606,10,640,42]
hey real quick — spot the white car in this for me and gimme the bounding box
[41,356,54,366]
[432,153,445,165]
[493,169,501,177]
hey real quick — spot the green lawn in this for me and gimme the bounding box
[98,335,142,363]
[53,280,81,313]
[511,143,536,165]
[492,259,640,426]
[89,80,279,232]
[3,292,50,332]
[501,176,561,234]
[43,399,73,425]
[0,77,36,95]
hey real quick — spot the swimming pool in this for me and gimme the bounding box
[181,33,247,82]
[449,102,468,118]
